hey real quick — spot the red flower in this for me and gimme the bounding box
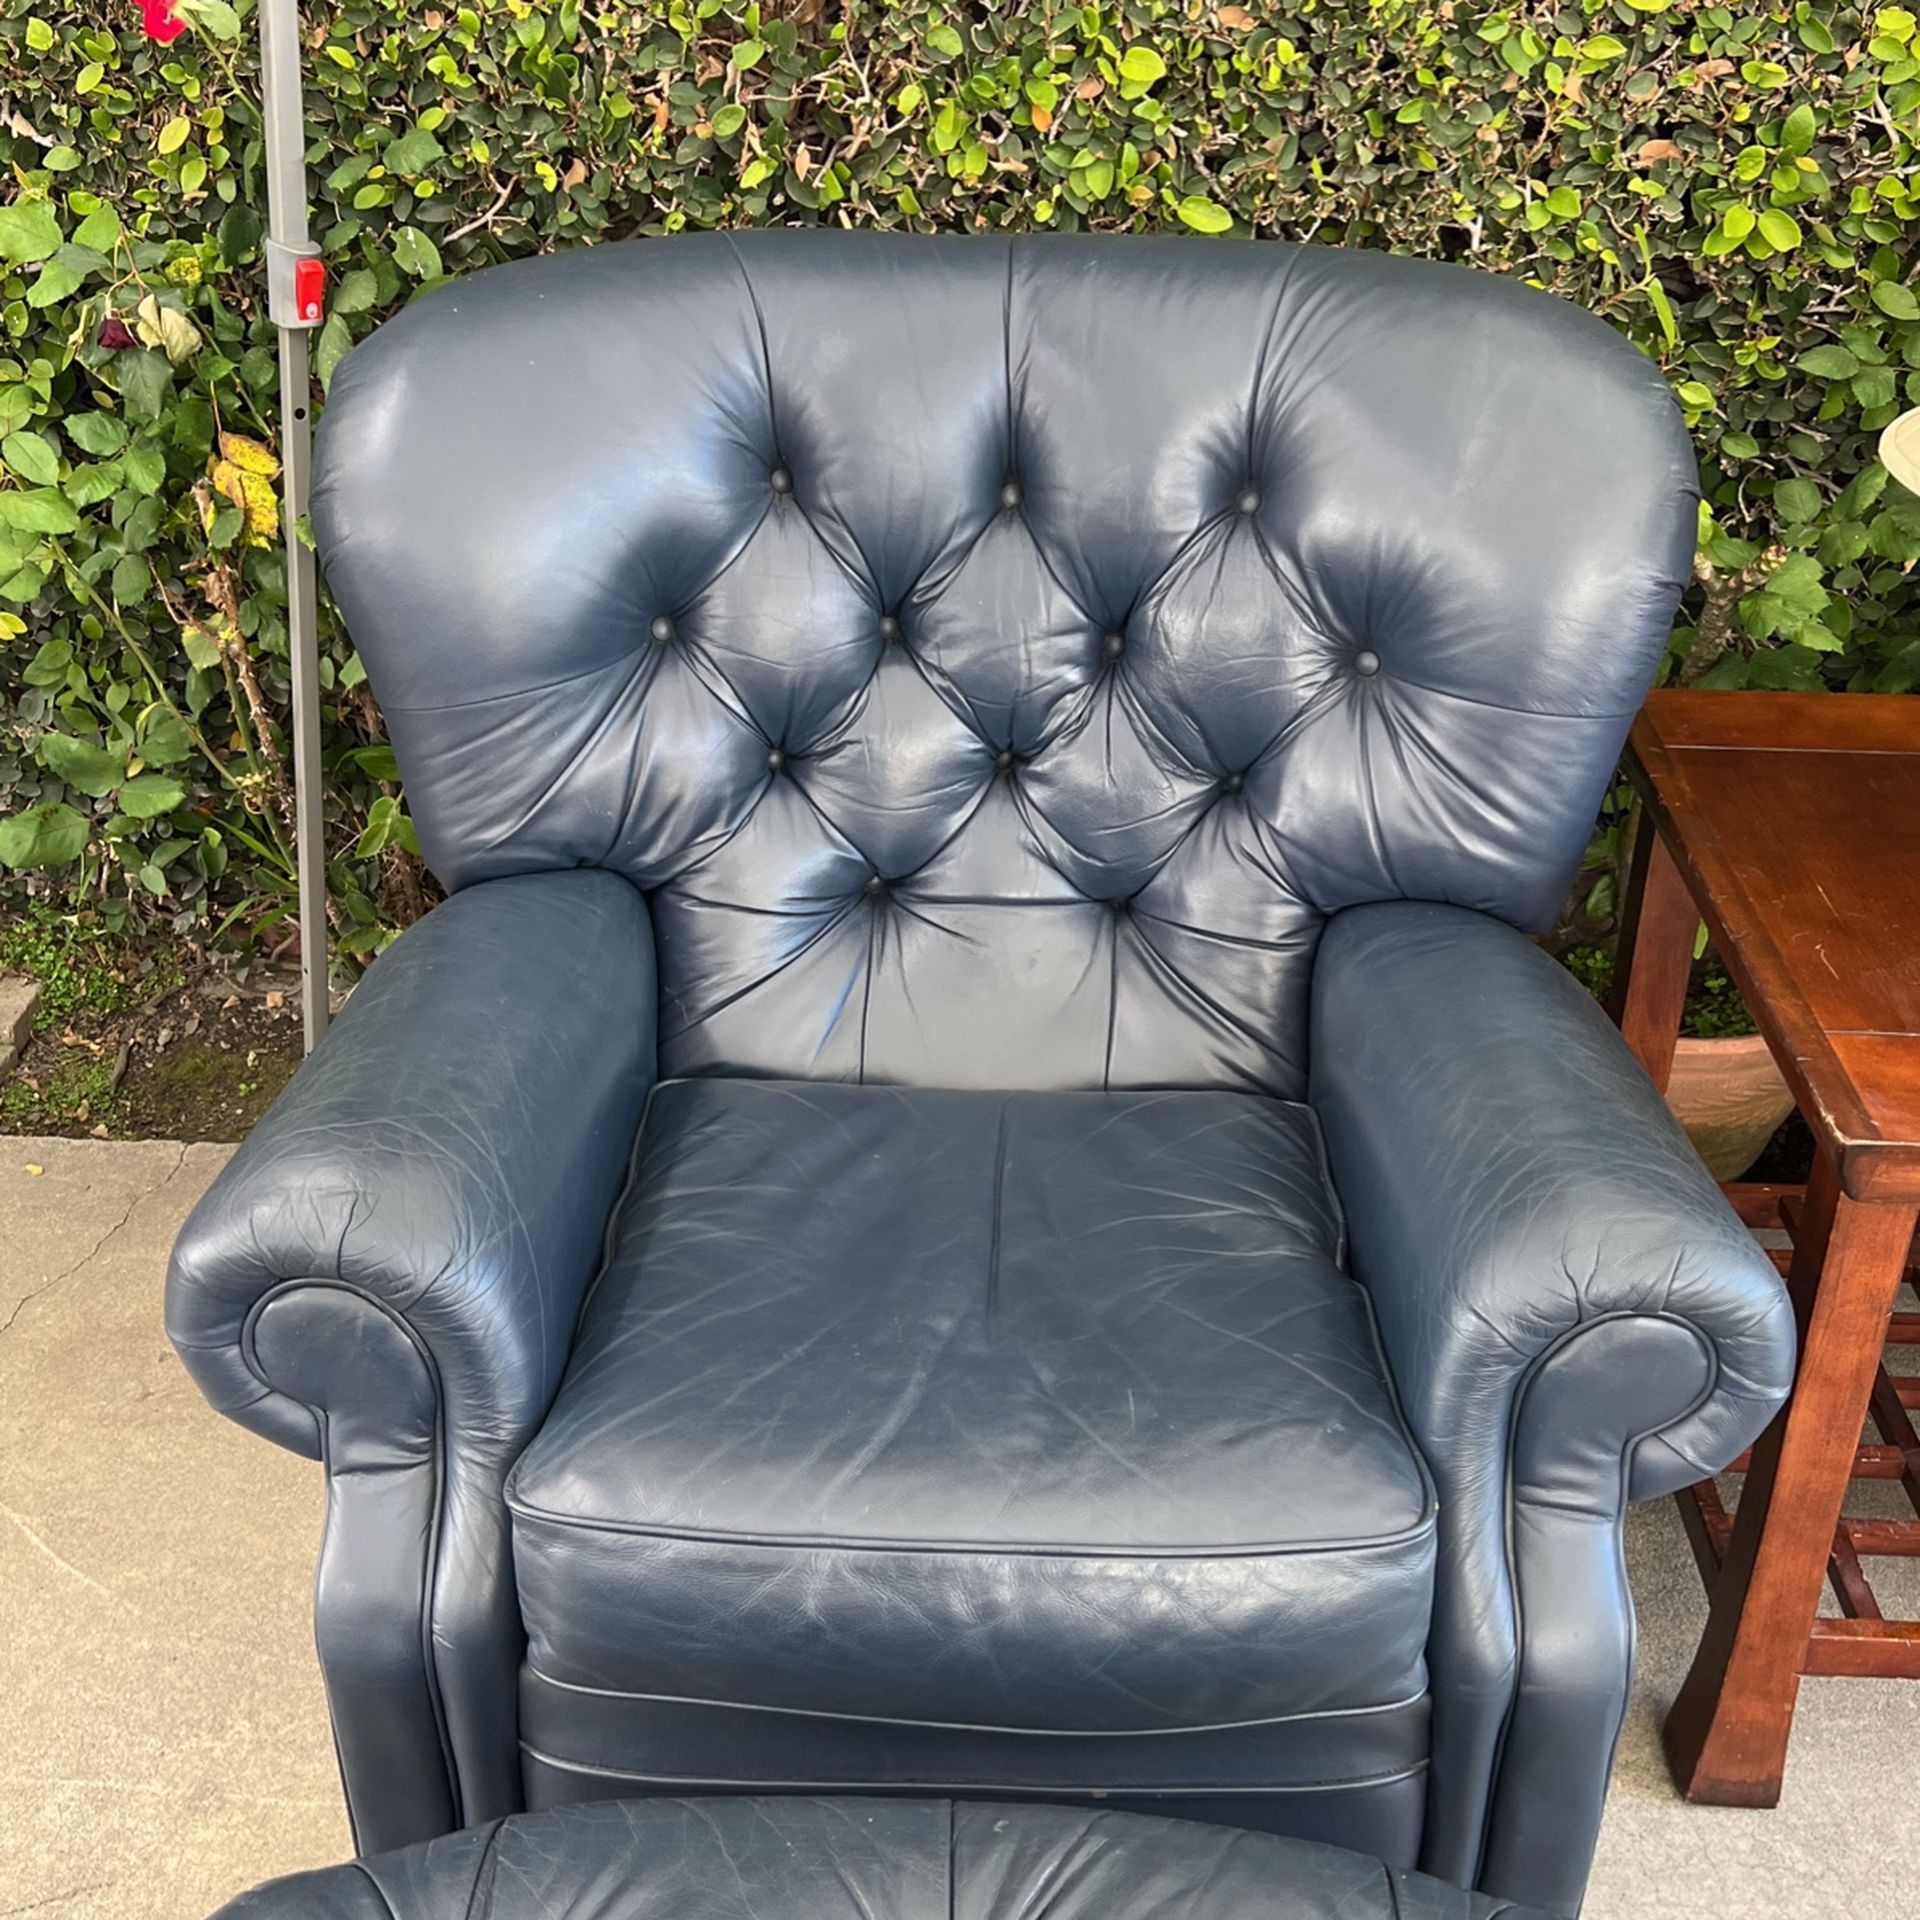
[98,317,137,350]
[141,0,186,44]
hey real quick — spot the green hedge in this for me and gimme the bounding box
[4,0,1918,959]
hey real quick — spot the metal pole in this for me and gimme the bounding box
[258,0,329,1049]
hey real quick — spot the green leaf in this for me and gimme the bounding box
[73,205,122,253]
[330,269,379,316]
[181,623,222,672]
[121,443,167,495]
[117,350,174,424]
[64,411,128,458]
[27,260,84,308]
[118,774,187,820]
[1855,366,1898,409]
[21,639,71,688]
[1871,279,1920,320]
[1757,207,1802,251]
[1774,477,1822,522]
[185,0,244,39]
[1119,46,1168,89]
[0,488,79,535]
[1798,344,1860,378]
[156,117,193,157]
[0,802,90,871]
[0,200,62,266]
[924,25,962,59]
[385,125,445,175]
[350,744,403,782]
[138,709,196,767]
[1643,277,1677,349]
[314,312,355,393]
[391,226,443,279]
[1781,103,1817,157]
[1176,196,1233,234]
[40,733,125,799]
[65,459,123,508]
[2,430,59,487]
[732,36,767,68]
[111,553,152,605]
[217,202,262,264]
[1746,645,1828,688]
[1740,552,1831,642]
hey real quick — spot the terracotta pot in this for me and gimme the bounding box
[1664,1033,1795,1182]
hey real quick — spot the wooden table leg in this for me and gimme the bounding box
[1609,807,1695,1093]
[1663,1151,1920,1804]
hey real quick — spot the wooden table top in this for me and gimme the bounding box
[1627,691,1920,1202]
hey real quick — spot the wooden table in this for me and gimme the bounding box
[1611,690,1920,1806]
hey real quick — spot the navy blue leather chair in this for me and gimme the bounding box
[166,234,1795,1916]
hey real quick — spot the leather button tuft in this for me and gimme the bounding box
[1236,486,1262,515]
[1110,896,1131,916]
[1000,479,1023,510]
[879,614,901,644]
[1354,649,1382,677]
[864,875,887,897]
[766,747,786,774]
[769,466,792,495]
[1103,631,1125,660]
[1221,772,1244,795]
[649,615,675,644]
[995,749,1015,775]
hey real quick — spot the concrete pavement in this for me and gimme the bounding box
[2,1137,1915,1918]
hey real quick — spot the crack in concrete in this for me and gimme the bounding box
[0,1501,114,1598]
[0,1143,188,1338]
[0,1884,117,1918]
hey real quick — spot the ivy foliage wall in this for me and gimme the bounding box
[2,0,1918,954]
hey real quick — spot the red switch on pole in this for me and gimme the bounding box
[293,256,326,323]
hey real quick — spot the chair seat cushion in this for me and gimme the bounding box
[214,1796,1547,1919]
[507,1079,1435,1736]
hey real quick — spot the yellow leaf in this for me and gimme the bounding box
[209,458,282,549]
[217,432,280,479]
[134,294,201,366]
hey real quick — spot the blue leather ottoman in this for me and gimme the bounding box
[212,1797,1549,1919]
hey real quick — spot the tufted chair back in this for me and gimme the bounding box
[313,233,1695,1097]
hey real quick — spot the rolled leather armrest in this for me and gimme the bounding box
[165,867,656,1462]
[1308,900,1795,1907]
[165,868,657,1843]
[1309,899,1792,1494]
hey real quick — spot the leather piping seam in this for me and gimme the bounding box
[521,1666,1431,1737]
[459,1819,506,1920]
[1304,1103,1447,1554]
[237,1277,463,1829]
[348,1863,402,1920]
[516,1746,1431,1796]
[1475,1307,1718,1885]
[502,1493,1436,1559]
